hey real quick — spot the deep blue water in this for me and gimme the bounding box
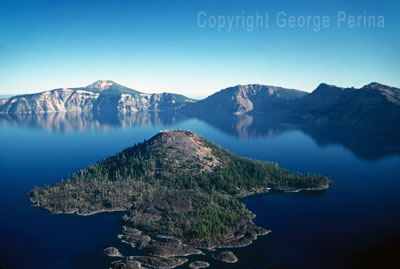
[0,112,399,268]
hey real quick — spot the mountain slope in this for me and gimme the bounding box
[183,82,400,132]
[184,84,308,115]
[28,130,329,262]
[0,81,194,113]
[290,82,400,131]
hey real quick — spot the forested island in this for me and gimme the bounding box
[28,130,330,268]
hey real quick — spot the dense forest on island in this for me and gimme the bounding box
[28,130,330,256]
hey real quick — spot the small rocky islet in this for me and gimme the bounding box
[213,251,238,263]
[188,261,210,268]
[104,247,123,258]
[28,130,330,268]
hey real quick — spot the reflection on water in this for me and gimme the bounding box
[191,112,293,138]
[301,125,400,161]
[0,111,399,160]
[0,112,185,132]
[0,111,399,269]
[189,112,400,161]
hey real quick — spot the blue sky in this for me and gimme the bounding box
[0,0,399,98]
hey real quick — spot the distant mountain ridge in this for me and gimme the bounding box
[184,84,308,115]
[0,80,194,114]
[182,82,400,132]
[1,80,399,132]
[288,82,400,130]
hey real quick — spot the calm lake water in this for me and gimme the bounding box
[0,112,399,269]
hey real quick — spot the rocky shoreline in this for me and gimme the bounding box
[28,130,331,268]
[28,196,129,216]
[108,209,271,268]
[236,184,329,198]
[277,184,330,193]
[29,185,315,268]
[108,254,188,269]
[30,192,272,268]
[30,188,275,268]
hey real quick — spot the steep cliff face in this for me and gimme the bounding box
[0,81,193,114]
[184,84,308,115]
[0,89,100,113]
[117,93,193,113]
